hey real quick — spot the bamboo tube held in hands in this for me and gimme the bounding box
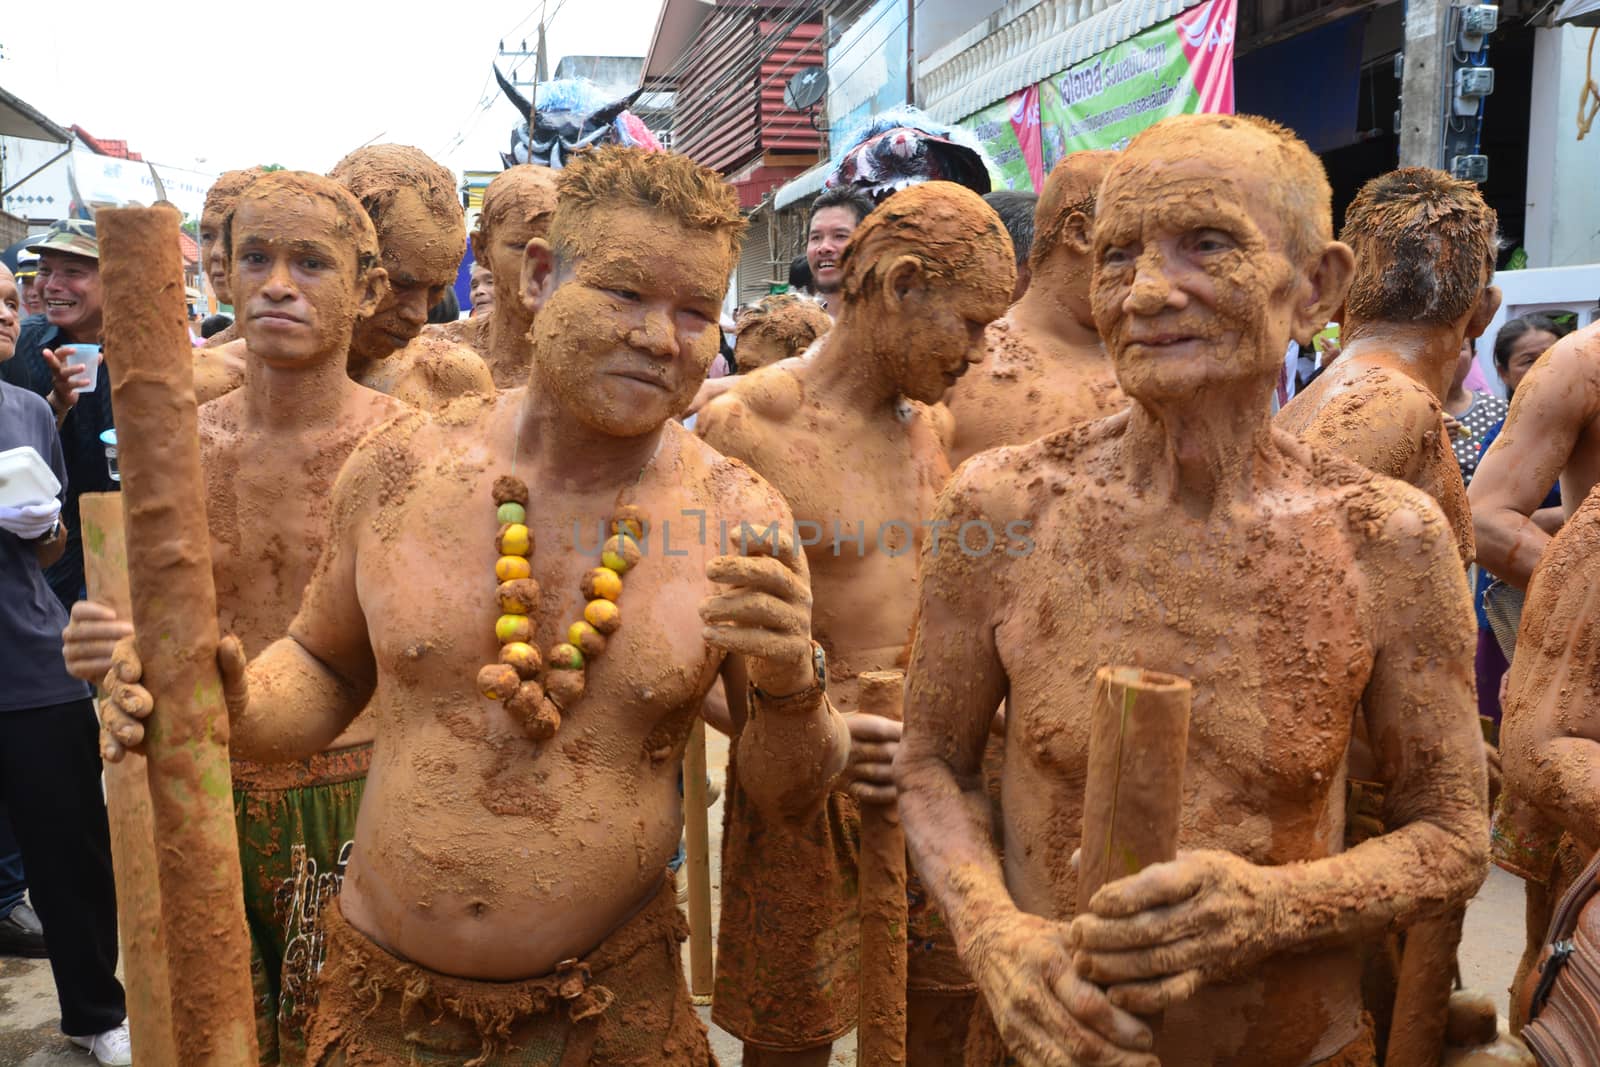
[684,717,714,1002]
[100,206,259,1064]
[1078,667,1193,912]
[857,669,909,1067]
[81,492,179,1066]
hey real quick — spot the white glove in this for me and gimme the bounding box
[0,499,62,540]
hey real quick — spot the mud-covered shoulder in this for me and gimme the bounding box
[721,361,806,422]
[674,421,796,531]
[1310,444,1458,568]
[326,404,438,537]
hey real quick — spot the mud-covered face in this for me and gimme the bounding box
[1092,153,1303,403]
[532,204,729,438]
[199,206,233,305]
[889,255,1012,405]
[480,211,544,317]
[232,194,366,368]
[353,187,459,359]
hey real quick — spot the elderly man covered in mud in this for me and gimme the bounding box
[895,114,1489,1067]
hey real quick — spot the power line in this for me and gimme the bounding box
[672,2,824,148]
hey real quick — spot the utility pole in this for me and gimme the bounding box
[1397,0,1449,168]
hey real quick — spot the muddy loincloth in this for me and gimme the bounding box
[966,998,1375,1066]
[1491,789,1591,900]
[234,743,371,1066]
[305,876,713,1066]
[714,741,973,1051]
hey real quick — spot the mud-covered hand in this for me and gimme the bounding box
[0,498,60,540]
[97,634,250,763]
[971,910,1157,1067]
[1071,849,1287,1014]
[844,713,901,804]
[62,600,134,682]
[700,526,816,698]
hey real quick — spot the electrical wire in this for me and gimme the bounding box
[746,0,926,153]
[671,2,825,147]
[671,2,822,143]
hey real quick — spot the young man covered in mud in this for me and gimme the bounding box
[1278,167,1501,565]
[200,145,493,411]
[946,151,1126,467]
[65,170,408,1065]
[1470,319,1600,588]
[697,181,1015,1067]
[96,146,849,1067]
[895,115,1489,1067]
[197,166,268,351]
[430,163,560,388]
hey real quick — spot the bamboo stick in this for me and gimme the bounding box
[857,669,908,1067]
[99,206,258,1064]
[81,492,179,1066]
[684,716,714,1002]
[1077,667,1192,912]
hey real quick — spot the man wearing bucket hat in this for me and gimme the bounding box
[0,219,119,612]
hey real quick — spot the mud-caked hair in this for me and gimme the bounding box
[1342,167,1498,326]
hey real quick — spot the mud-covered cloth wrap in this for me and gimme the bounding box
[1491,788,1591,900]
[965,999,1376,1067]
[234,743,371,1066]
[713,737,861,1049]
[305,875,713,1067]
[714,742,974,1051]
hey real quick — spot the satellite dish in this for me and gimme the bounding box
[784,67,827,112]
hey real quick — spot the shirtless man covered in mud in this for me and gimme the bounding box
[66,171,406,1064]
[1471,319,1600,587]
[97,146,849,1067]
[1278,167,1500,565]
[697,181,1015,1067]
[946,151,1125,467]
[200,146,493,411]
[196,166,267,352]
[895,115,1488,1067]
[729,293,832,374]
[432,164,559,388]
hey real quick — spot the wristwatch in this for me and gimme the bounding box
[35,519,63,546]
[749,641,828,711]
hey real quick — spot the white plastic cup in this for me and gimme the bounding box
[62,344,103,394]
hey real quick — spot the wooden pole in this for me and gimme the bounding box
[1385,908,1465,1067]
[1078,667,1192,911]
[857,669,908,1067]
[684,716,715,1002]
[99,205,258,1064]
[80,493,179,1066]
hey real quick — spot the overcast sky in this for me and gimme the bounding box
[0,0,666,180]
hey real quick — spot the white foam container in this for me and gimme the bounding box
[0,446,62,508]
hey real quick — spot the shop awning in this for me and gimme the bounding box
[0,86,70,143]
[920,0,1207,123]
[773,159,832,211]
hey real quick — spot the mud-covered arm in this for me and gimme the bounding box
[1304,502,1489,938]
[1470,341,1592,587]
[1502,526,1600,853]
[896,460,1014,957]
[707,478,849,820]
[230,439,381,761]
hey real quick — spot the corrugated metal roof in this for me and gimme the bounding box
[921,0,1203,122]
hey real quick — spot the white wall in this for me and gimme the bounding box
[1523,25,1600,269]
[1473,263,1600,396]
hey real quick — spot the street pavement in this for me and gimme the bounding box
[0,728,1522,1065]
